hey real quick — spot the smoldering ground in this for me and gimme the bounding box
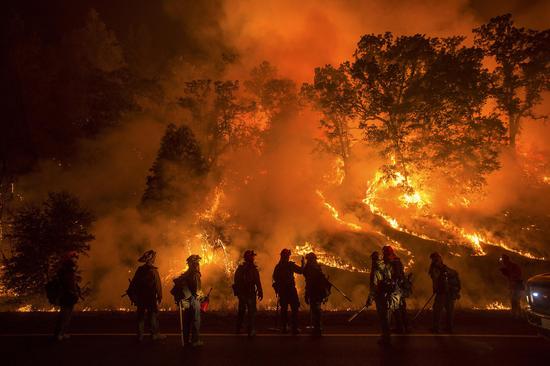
[2,0,550,310]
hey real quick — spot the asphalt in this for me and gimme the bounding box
[1,311,549,366]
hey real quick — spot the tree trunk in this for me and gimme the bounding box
[508,113,520,148]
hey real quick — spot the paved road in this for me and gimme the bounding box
[3,333,548,366]
[1,311,548,366]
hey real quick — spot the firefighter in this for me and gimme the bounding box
[367,250,395,346]
[233,250,263,336]
[499,254,524,318]
[382,245,410,333]
[272,248,303,334]
[172,254,204,347]
[127,250,165,342]
[53,251,81,341]
[429,252,461,333]
[303,252,331,336]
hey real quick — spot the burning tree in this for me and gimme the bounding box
[302,63,358,177]
[178,79,258,171]
[1,192,95,297]
[244,61,298,121]
[474,14,550,148]
[309,33,506,196]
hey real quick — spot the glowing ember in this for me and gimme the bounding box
[474,301,511,310]
[17,305,33,312]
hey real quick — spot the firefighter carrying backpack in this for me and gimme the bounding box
[45,277,61,306]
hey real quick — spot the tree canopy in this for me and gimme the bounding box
[1,192,95,297]
[474,14,550,148]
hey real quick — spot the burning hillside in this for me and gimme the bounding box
[1,4,549,313]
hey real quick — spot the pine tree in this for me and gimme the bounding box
[140,123,208,216]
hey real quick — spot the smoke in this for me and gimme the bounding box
[5,0,550,310]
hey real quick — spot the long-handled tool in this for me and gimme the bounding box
[412,293,436,323]
[348,303,369,322]
[330,282,353,302]
[178,301,184,346]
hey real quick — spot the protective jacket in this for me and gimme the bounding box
[369,259,400,310]
[172,268,202,303]
[272,261,302,297]
[303,262,331,304]
[233,262,263,298]
[57,261,81,307]
[128,264,162,307]
[429,263,461,300]
[500,262,523,291]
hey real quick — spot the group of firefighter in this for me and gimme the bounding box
[49,246,525,347]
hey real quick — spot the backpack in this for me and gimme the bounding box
[445,268,461,300]
[45,277,61,305]
[170,275,192,303]
[233,264,257,296]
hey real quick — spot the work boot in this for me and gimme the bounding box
[152,333,166,341]
[191,340,204,347]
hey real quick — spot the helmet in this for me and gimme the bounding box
[305,252,317,261]
[500,254,510,263]
[244,250,257,261]
[138,250,156,263]
[186,254,202,264]
[430,252,442,260]
[382,245,395,257]
[280,249,291,258]
[371,251,380,260]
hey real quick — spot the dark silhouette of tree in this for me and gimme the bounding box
[308,33,505,193]
[244,61,298,120]
[140,123,208,217]
[474,14,550,148]
[178,80,256,170]
[302,63,357,176]
[1,192,95,297]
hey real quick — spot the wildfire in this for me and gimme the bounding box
[16,305,56,312]
[361,162,545,260]
[474,302,511,310]
[438,218,545,260]
[294,242,368,273]
[317,190,362,231]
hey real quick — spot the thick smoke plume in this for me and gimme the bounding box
[3,0,549,310]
